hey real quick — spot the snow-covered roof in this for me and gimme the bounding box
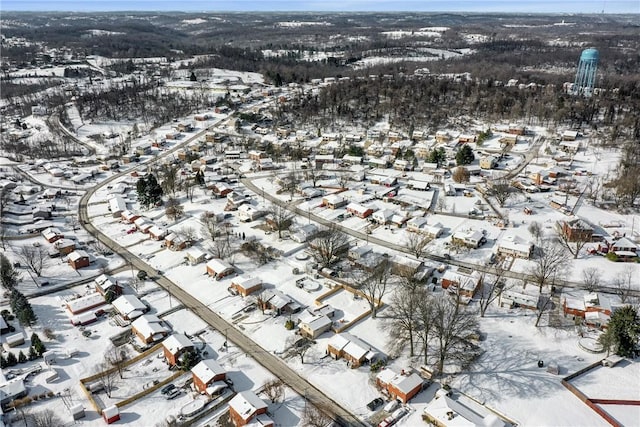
[232,276,262,290]
[162,333,193,354]
[191,359,225,384]
[68,250,89,261]
[131,314,169,339]
[206,258,233,274]
[498,234,533,255]
[66,293,105,314]
[228,390,268,418]
[185,247,206,260]
[112,295,147,319]
[108,195,127,213]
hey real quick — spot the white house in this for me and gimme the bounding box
[497,235,534,259]
[112,295,148,320]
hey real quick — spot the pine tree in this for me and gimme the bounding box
[455,144,475,165]
[0,254,20,290]
[6,352,17,367]
[599,305,640,357]
[28,346,37,361]
[18,351,26,364]
[0,354,6,368]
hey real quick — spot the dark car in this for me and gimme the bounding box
[367,397,384,411]
[160,384,176,395]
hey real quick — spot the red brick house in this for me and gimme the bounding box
[162,334,195,366]
[42,227,63,243]
[230,276,263,297]
[68,250,90,270]
[191,359,226,394]
[94,274,123,297]
[228,390,272,427]
[376,367,424,403]
[346,203,374,219]
[561,218,593,242]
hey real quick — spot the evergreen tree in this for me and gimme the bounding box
[18,351,26,364]
[136,176,150,209]
[428,147,446,167]
[189,71,197,82]
[0,354,6,368]
[146,174,164,207]
[10,290,37,326]
[599,305,640,357]
[455,144,475,165]
[6,352,17,367]
[28,346,37,361]
[0,254,20,290]
[179,350,201,371]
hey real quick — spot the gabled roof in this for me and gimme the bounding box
[162,333,193,355]
[229,390,268,418]
[191,359,225,384]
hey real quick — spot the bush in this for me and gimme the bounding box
[284,319,294,330]
[606,252,618,262]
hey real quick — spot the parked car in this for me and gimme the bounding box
[367,397,384,411]
[160,384,176,395]
[383,399,400,413]
[166,389,181,400]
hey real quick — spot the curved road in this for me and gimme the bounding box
[77,116,365,426]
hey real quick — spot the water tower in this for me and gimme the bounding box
[573,48,599,97]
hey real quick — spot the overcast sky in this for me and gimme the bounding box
[2,0,639,13]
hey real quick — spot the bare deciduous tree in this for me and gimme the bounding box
[267,203,295,239]
[95,362,118,398]
[286,336,313,364]
[261,379,285,403]
[555,222,590,259]
[178,226,198,245]
[404,231,432,259]
[432,294,479,376]
[612,266,636,304]
[534,293,555,327]
[581,267,602,292]
[358,258,392,319]
[105,345,128,379]
[30,409,63,427]
[387,285,421,357]
[18,245,49,277]
[477,269,510,317]
[301,402,333,427]
[165,197,184,222]
[416,291,436,366]
[308,226,348,268]
[527,223,570,293]
[200,212,221,242]
[488,179,514,208]
[452,166,470,184]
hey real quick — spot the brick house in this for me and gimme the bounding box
[191,359,226,394]
[162,334,194,366]
[561,218,593,242]
[376,367,424,403]
[228,390,272,427]
[68,250,90,270]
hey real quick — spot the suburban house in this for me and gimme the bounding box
[451,229,486,248]
[497,235,534,259]
[120,210,140,224]
[134,217,153,233]
[148,225,168,241]
[112,295,148,321]
[561,218,593,242]
[322,194,347,209]
[372,209,394,225]
[230,276,263,297]
[346,202,374,219]
[185,247,207,265]
[206,259,235,280]
[563,293,616,329]
[327,332,383,368]
[54,238,76,255]
[258,289,300,315]
[238,204,266,222]
[297,309,332,339]
[479,156,498,170]
[164,233,187,251]
[42,227,64,243]
[68,250,90,270]
[291,224,318,243]
[407,216,429,233]
[500,288,540,311]
[107,195,127,218]
[162,333,195,366]
[423,389,508,427]
[598,236,638,261]
[228,390,273,427]
[191,359,227,394]
[66,293,107,315]
[131,314,170,344]
[376,367,424,403]
[441,269,482,300]
[212,183,233,198]
[93,274,123,296]
[348,245,372,261]
[0,379,28,409]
